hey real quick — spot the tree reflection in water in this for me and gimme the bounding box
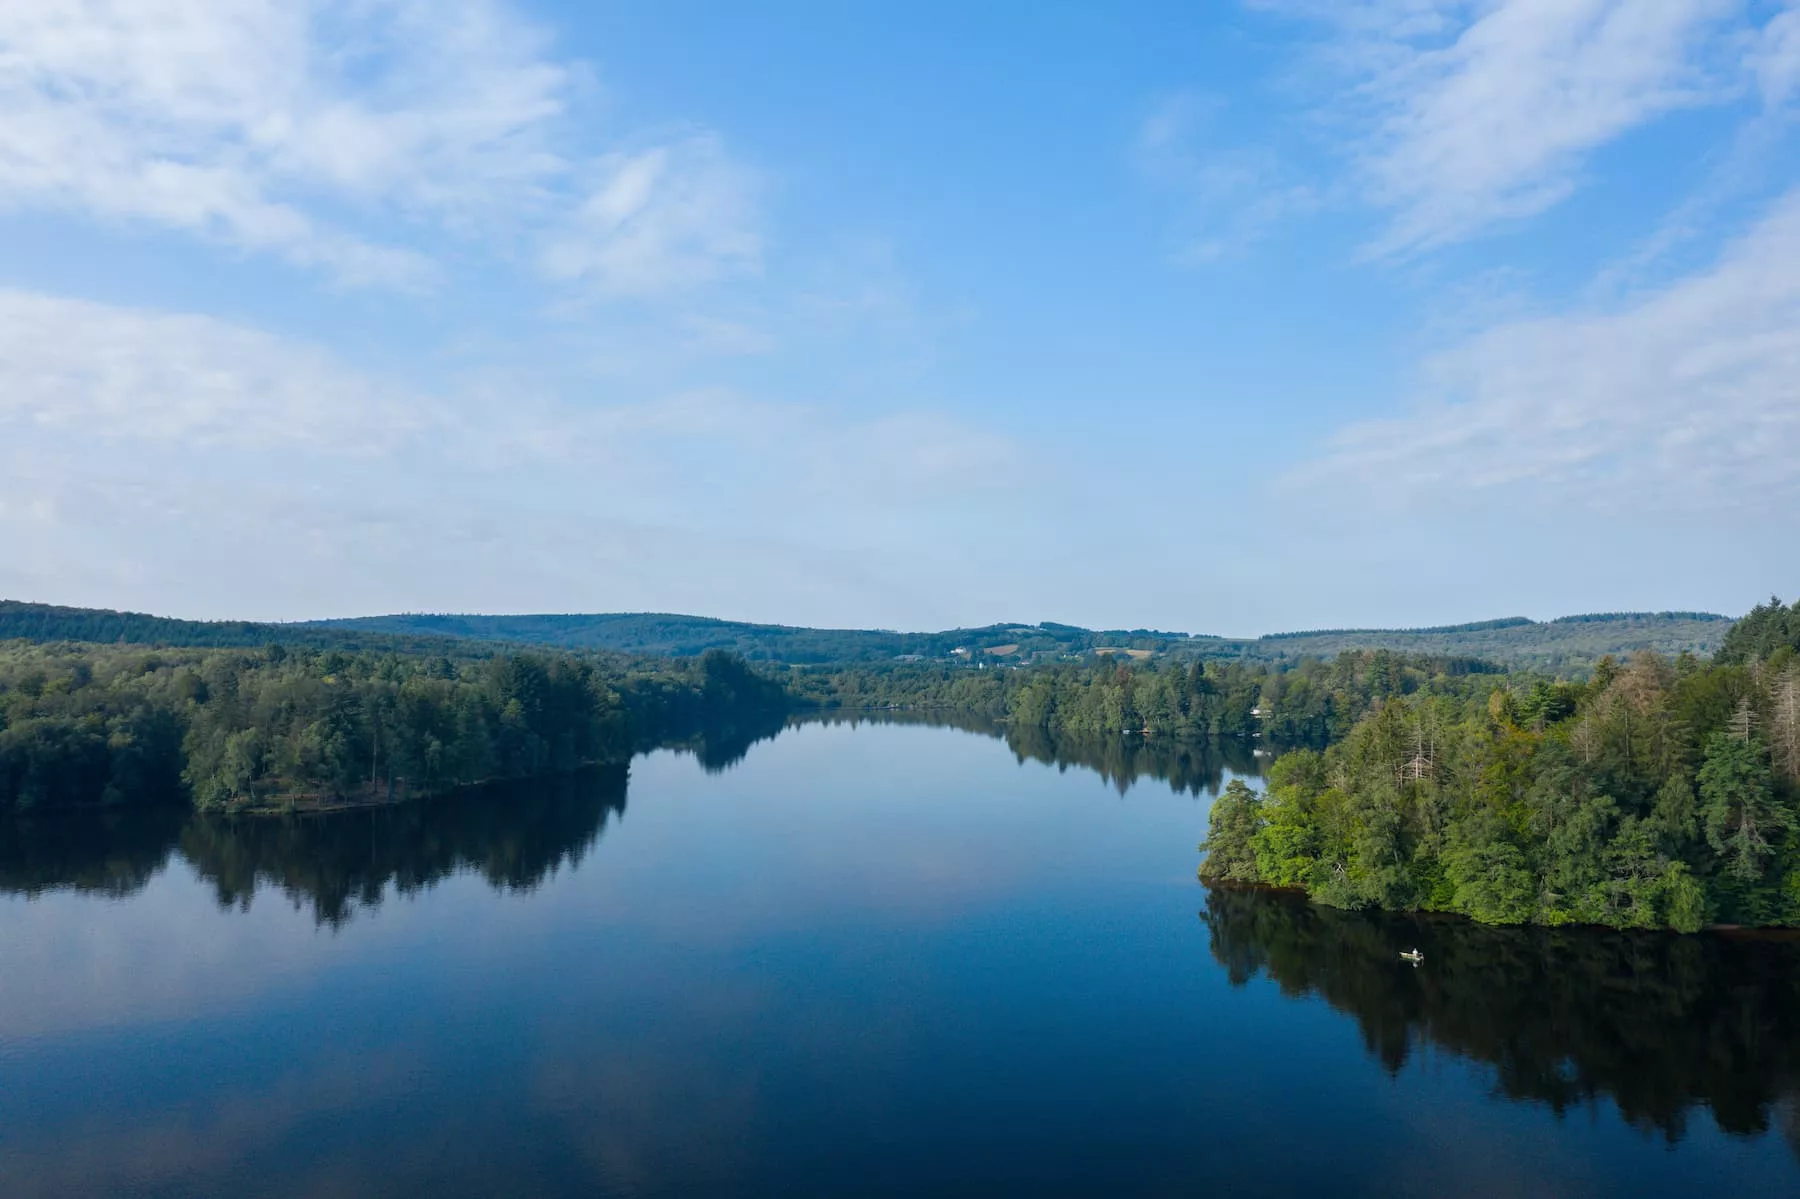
[1202,883,1800,1153]
[0,715,1267,925]
[0,803,187,898]
[807,710,1267,797]
[1,765,628,927]
[181,764,630,926]
[8,720,1800,1166]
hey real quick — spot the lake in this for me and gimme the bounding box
[3,717,1798,1196]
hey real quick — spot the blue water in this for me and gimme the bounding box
[2,720,1796,1196]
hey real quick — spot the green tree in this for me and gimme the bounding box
[1199,780,1264,883]
[1698,732,1788,882]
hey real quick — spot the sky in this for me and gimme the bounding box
[0,0,1797,635]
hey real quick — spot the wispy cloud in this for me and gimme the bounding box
[1293,185,1800,511]
[1234,1,1785,255]
[539,134,762,297]
[0,0,569,287]
[1752,0,1800,106]
[1362,0,1735,254]
[1132,92,1320,261]
[0,1,760,295]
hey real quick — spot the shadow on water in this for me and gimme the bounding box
[1,765,629,927]
[1202,883,1800,1153]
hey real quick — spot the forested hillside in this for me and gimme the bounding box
[0,601,484,655]
[300,612,1196,662]
[305,610,1733,668]
[1255,612,1731,669]
[0,600,1734,669]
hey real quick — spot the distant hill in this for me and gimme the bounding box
[301,612,1193,664]
[1239,612,1733,670]
[0,601,1735,671]
[306,609,1733,669]
[0,600,482,657]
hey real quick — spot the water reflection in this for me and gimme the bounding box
[1203,884,1800,1150]
[0,719,1256,921]
[6,721,1800,1195]
[1,766,627,926]
[654,708,792,773]
[183,765,629,925]
[807,711,1266,796]
[0,804,186,898]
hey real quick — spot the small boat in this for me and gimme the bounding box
[1399,948,1424,963]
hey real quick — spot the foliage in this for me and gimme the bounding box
[1715,596,1800,665]
[1200,649,1800,931]
[790,649,1506,742]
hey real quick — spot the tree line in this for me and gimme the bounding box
[791,649,1505,742]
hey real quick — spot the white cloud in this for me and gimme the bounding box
[1353,0,1735,253]
[1245,1,1772,254]
[0,2,760,295]
[539,134,762,296]
[1295,185,1800,511]
[0,0,572,286]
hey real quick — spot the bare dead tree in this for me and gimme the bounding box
[1771,664,1800,783]
[1571,715,1600,765]
[1728,696,1760,743]
[1403,708,1436,784]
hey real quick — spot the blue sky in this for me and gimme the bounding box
[1,1,1797,634]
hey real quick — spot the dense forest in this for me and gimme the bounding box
[0,641,786,813]
[0,600,479,655]
[1716,596,1800,665]
[1201,608,1800,930]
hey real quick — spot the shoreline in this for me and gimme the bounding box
[1198,876,1800,939]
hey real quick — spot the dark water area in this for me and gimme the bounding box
[2,721,1797,1197]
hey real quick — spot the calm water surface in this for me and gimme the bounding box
[3,719,1798,1197]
